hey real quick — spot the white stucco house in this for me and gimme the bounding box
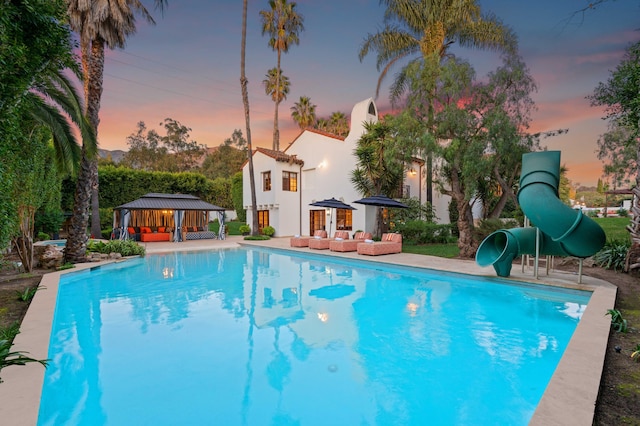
[242,98,450,237]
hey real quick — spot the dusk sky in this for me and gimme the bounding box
[95,0,639,187]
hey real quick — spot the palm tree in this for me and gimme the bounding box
[259,0,304,151]
[262,67,290,105]
[329,111,349,137]
[359,0,516,100]
[11,67,96,273]
[359,0,516,206]
[241,0,259,236]
[290,96,317,130]
[25,68,96,175]
[64,0,167,262]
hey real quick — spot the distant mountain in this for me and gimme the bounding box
[98,149,126,164]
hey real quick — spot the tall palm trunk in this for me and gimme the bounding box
[65,147,93,262]
[241,0,259,236]
[87,40,104,239]
[272,50,282,151]
[65,39,104,262]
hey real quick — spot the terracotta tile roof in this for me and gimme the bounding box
[254,147,305,165]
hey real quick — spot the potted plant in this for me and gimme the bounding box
[239,224,251,236]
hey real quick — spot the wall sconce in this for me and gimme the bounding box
[408,168,417,176]
[318,160,327,169]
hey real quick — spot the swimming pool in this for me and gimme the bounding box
[37,247,590,425]
[34,239,101,247]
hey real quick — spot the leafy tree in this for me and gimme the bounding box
[121,121,166,170]
[396,55,540,258]
[260,0,304,151]
[9,128,64,272]
[157,118,206,172]
[224,128,248,150]
[201,130,248,180]
[241,0,259,235]
[121,119,205,172]
[65,0,168,262]
[589,40,640,271]
[290,96,317,129]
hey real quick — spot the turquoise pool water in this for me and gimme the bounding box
[35,239,100,247]
[38,248,590,425]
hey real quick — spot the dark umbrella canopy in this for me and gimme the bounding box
[310,197,356,210]
[353,194,408,209]
[309,198,356,235]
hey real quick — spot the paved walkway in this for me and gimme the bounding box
[0,236,617,425]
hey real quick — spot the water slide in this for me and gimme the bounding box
[476,151,606,277]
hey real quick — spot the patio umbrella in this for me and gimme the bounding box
[354,194,408,237]
[309,198,356,236]
[353,194,409,209]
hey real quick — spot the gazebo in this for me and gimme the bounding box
[113,193,226,242]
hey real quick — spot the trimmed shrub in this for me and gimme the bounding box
[394,220,453,244]
[262,226,275,237]
[87,239,146,257]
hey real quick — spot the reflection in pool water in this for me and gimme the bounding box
[38,247,590,426]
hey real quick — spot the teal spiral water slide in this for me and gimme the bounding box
[476,151,606,277]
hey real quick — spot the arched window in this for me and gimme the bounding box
[368,101,376,116]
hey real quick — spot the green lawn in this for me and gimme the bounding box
[209,220,245,235]
[402,243,460,258]
[403,216,631,258]
[593,217,631,243]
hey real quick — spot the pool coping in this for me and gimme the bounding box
[0,237,616,425]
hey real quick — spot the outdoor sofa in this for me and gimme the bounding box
[357,233,403,256]
[329,231,373,252]
[290,230,327,247]
[128,226,171,242]
[309,231,351,250]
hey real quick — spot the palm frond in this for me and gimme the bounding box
[24,93,82,174]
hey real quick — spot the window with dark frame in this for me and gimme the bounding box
[262,171,271,191]
[282,171,298,192]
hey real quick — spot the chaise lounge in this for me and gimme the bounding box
[329,231,373,252]
[183,226,217,240]
[309,231,350,250]
[290,230,327,247]
[357,233,403,256]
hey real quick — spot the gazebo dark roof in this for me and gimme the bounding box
[115,193,225,211]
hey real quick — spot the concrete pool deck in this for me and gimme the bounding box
[0,237,616,425]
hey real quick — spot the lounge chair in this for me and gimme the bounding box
[329,231,373,252]
[290,230,327,247]
[309,231,350,250]
[357,233,403,256]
